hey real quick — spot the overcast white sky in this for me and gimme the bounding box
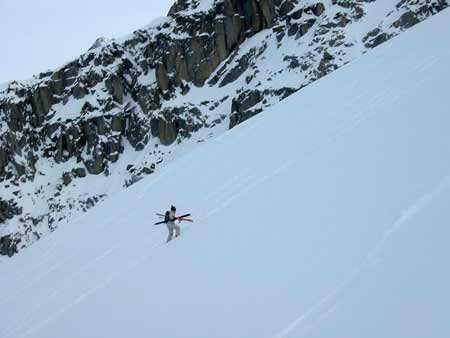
[0,0,174,83]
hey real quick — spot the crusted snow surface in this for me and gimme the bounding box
[0,0,448,253]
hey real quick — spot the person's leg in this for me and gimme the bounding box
[175,224,181,237]
[167,224,174,242]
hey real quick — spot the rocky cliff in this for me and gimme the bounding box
[0,0,448,257]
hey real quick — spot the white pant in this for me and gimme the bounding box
[166,221,180,242]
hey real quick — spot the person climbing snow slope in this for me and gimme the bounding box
[165,205,180,242]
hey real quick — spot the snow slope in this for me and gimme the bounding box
[1,8,450,338]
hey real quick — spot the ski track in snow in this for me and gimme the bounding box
[95,203,140,229]
[271,171,450,338]
[2,205,151,338]
[0,250,80,308]
[136,162,175,201]
[5,160,299,338]
[0,208,132,311]
[17,239,165,338]
[4,250,114,338]
[202,80,397,223]
[203,168,253,202]
[3,239,163,338]
[0,241,56,284]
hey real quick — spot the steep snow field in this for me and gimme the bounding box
[1,8,450,338]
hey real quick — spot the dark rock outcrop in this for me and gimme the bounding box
[229,87,297,128]
[0,198,22,223]
[0,234,20,257]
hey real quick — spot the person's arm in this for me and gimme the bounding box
[169,211,176,221]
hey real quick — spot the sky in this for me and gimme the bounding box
[0,0,174,83]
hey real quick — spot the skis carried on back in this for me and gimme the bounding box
[154,213,192,225]
[156,213,190,218]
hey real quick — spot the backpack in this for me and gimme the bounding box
[164,211,170,223]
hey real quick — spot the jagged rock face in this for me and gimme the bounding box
[157,0,277,90]
[0,199,22,256]
[0,234,20,257]
[0,0,448,256]
[0,0,277,181]
[0,198,21,224]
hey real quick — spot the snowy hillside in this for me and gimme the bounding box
[1,0,449,255]
[1,8,450,338]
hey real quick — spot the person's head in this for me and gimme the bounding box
[170,205,176,212]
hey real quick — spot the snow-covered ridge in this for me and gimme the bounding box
[1,8,449,337]
[0,0,448,256]
[167,0,220,16]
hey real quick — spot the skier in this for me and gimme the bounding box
[165,205,180,242]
